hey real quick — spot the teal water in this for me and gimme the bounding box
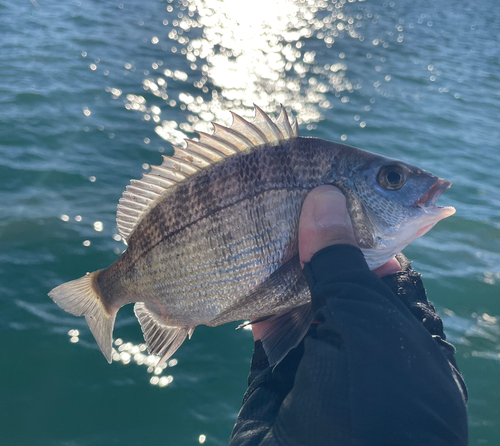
[1,0,499,445]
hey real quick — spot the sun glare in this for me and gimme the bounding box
[114,0,364,145]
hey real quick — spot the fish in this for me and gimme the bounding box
[48,105,456,366]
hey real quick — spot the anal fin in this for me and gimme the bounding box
[134,303,192,366]
[256,303,314,367]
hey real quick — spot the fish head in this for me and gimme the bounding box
[328,154,455,268]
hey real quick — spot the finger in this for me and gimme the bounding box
[373,257,402,277]
[299,185,357,266]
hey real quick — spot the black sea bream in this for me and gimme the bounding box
[49,106,455,366]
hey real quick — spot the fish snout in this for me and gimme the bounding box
[413,178,455,219]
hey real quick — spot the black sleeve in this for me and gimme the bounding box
[229,246,468,446]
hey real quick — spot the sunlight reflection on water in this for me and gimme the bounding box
[66,331,178,387]
[112,0,366,146]
[112,338,177,387]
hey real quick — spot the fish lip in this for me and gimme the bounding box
[413,178,452,208]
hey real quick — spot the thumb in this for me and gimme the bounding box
[298,185,357,266]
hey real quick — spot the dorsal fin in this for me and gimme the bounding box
[276,104,295,138]
[197,131,239,156]
[116,105,298,242]
[252,104,284,141]
[229,112,268,145]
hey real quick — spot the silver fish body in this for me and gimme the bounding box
[49,107,455,366]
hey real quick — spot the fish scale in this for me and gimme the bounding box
[115,188,310,324]
[49,105,455,367]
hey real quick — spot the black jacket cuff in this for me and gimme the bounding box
[303,244,370,313]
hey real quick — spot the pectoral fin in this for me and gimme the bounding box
[212,254,314,366]
[254,303,314,367]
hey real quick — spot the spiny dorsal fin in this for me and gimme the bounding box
[229,112,268,145]
[252,104,284,141]
[116,105,298,242]
[277,104,295,138]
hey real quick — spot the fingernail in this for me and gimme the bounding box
[313,190,349,227]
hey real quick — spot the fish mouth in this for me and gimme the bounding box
[413,178,456,218]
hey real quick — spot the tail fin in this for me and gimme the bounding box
[48,271,116,363]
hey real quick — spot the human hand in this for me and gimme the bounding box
[298,185,401,276]
[252,185,401,341]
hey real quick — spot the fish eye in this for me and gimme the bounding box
[377,163,408,190]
